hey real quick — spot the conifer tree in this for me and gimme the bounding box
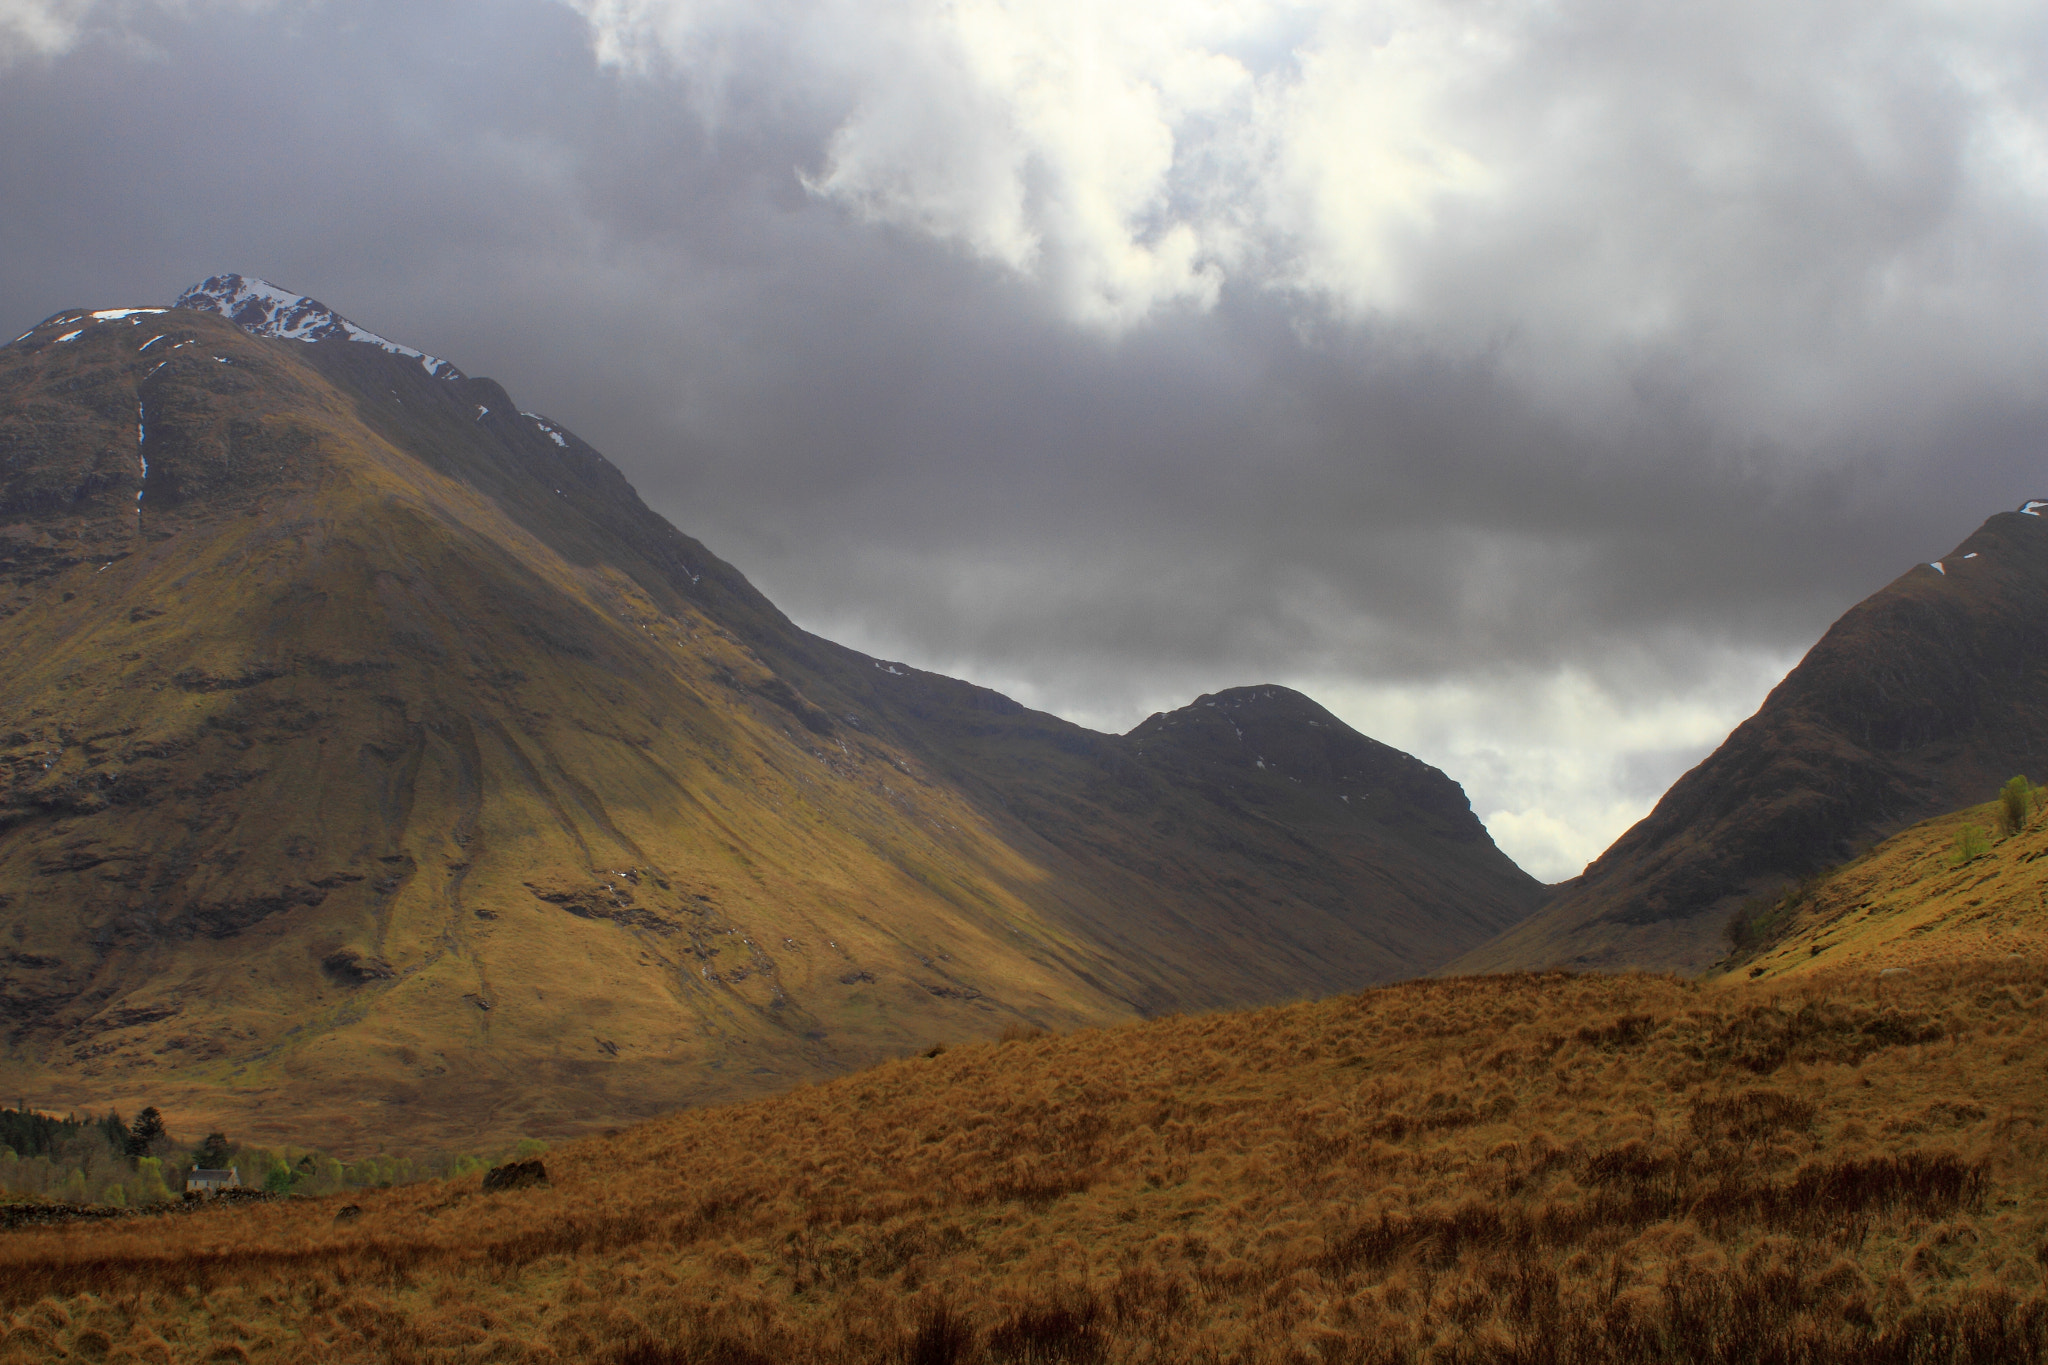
[126,1107,165,1159]
[198,1132,231,1168]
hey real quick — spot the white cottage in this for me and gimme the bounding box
[185,1166,240,1194]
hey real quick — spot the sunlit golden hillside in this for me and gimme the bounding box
[4,962,2045,1363]
[1718,787,2048,984]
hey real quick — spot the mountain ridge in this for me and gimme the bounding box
[175,273,465,379]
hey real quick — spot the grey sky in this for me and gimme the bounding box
[3,0,2044,879]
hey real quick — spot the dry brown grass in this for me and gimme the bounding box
[3,962,2047,1363]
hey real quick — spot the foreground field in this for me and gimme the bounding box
[2,965,2045,1363]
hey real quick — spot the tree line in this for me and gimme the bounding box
[0,1102,544,1207]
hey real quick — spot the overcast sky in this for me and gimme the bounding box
[4,0,2044,880]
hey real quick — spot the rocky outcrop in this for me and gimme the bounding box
[321,948,396,984]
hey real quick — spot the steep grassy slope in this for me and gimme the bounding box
[0,290,1544,1148]
[1454,510,2048,975]
[1715,795,2048,984]
[3,965,2045,1363]
[287,313,1544,1013]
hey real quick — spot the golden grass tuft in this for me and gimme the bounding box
[3,961,2048,1361]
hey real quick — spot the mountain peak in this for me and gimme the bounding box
[173,273,464,380]
[1128,682,1498,847]
[1189,684,1316,713]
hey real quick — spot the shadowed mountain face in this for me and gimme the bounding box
[0,279,1544,1148]
[1453,509,2048,975]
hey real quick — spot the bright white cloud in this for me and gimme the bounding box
[564,0,2048,416]
[801,1,1247,325]
[0,0,281,60]
[572,0,1262,325]
[0,0,93,55]
[1307,651,1804,882]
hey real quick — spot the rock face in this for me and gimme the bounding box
[0,279,1545,1148]
[321,949,396,984]
[1452,508,2048,975]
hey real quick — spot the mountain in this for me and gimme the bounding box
[0,275,1545,1146]
[1452,507,2048,974]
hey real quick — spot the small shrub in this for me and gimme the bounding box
[1726,867,1840,957]
[987,1299,1105,1364]
[1954,823,1990,865]
[1781,867,1838,911]
[1724,896,1791,954]
[2001,776,2033,836]
[1576,1015,1658,1049]
[1690,1089,1817,1144]
[907,1304,977,1365]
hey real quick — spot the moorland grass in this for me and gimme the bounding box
[2,963,2046,1362]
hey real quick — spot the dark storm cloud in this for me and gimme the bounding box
[2,0,2044,877]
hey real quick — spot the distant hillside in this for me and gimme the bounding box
[1714,791,2048,984]
[0,278,1543,1148]
[3,964,2040,1363]
[1453,508,2048,975]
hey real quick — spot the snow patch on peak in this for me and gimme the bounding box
[2020,500,2048,516]
[523,412,571,448]
[173,273,465,380]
